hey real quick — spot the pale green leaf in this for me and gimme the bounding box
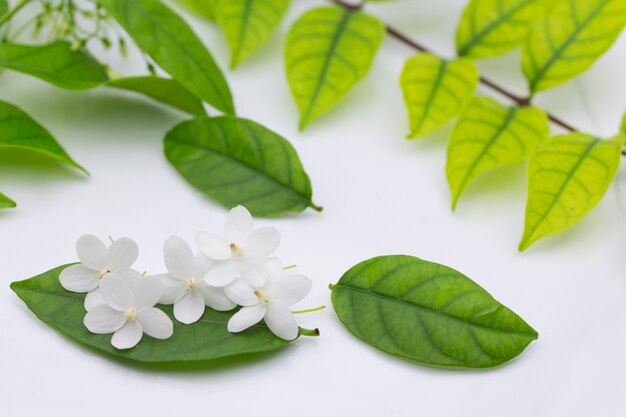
[177,0,217,20]
[164,116,321,217]
[0,192,16,209]
[100,0,235,114]
[0,41,108,90]
[331,255,538,368]
[400,53,478,139]
[456,0,541,58]
[11,264,318,364]
[215,0,290,68]
[620,111,626,137]
[107,76,206,116]
[0,100,86,173]
[447,96,548,209]
[522,0,626,94]
[285,6,385,129]
[519,133,622,251]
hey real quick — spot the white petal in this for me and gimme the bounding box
[84,288,105,311]
[76,234,106,271]
[131,278,163,310]
[59,264,99,293]
[106,237,139,272]
[164,236,194,280]
[225,205,254,243]
[271,274,312,305]
[198,284,236,311]
[204,259,240,287]
[119,269,142,282]
[154,273,187,304]
[136,308,173,339]
[227,304,266,333]
[195,232,232,260]
[111,320,143,349]
[243,227,280,257]
[84,305,126,334]
[240,255,269,287]
[99,274,132,311]
[173,291,205,324]
[264,303,299,340]
[224,279,258,306]
[192,253,213,279]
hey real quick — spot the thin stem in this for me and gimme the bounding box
[292,305,326,314]
[0,0,32,27]
[329,0,579,134]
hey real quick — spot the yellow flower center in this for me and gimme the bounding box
[98,269,111,279]
[230,243,242,257]
[125,309,136,320]
[254,289,270,305]
[187,277,199,289]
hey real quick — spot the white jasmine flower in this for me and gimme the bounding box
[59,235,140,310]
[154,236,236,324]
[84,274,173,349]
[195,205,280,288]
[225,258,311,340]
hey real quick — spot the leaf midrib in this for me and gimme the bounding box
[333,283,537,337]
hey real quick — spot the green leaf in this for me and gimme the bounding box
[99,0,235,114]
[447,96,548,209]
[0,0,8,17]
[620,111,626,137]
[215,0,290,68]
[0,192,16,209]
[285,6,385,129]
[0,41,109,90]
[10,264,317,364]
[177,0,217,20]
[164,116,321,217]
[107,76,206,116]
[331,255,538,369]
[456,0,541,58]
[519,133,622,251]
[400,53,478,139]
[0,100,86,173]
[522,0,626,94]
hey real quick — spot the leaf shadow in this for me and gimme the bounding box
[0,148,87,184]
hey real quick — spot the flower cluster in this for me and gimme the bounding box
[59,206,314,349]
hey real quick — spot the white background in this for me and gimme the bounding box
[2,1,626,416]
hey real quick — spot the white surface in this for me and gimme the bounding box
[2,1,626,416]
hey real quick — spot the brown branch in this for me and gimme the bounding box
[329,0,581,135]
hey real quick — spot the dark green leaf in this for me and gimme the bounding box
[519,133,622,251]
[0,41,109,90]
[285,6,385,129]
[331,255,538,369]
[0,0,8,17]
[10,264,313,364]
[522,0,626,93]
[215,0,291,68]
[0,100,86,173]
[100,0,234,114]
[107,76,206,116]
[164,116,321,217]
[0,192,16,208]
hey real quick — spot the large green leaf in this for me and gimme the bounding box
[11,264,317,364]
[522,0,626,94]
[0,0,8,17]
[100,0,235,114]
[107,76,206,116]
[400,53,478,139]
[0,41,108,90]
[164,116,321,217]
[447,96,548,209]
[215,0,290,68]
[456,0,541,58]
[0,100,86,173]
[177,0,217,20]
[519,133,622,251]
[285,6,385,129]
[331,255,538,368]
[0,192,16,209]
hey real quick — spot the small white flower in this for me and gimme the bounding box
[225,258,311,340]
[84,274,173,349]
[59,235,140,310]
[154,236,236,324]
[195,205,280,288]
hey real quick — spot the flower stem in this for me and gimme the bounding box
[292,305,326,314]
[0,0,32,28]
[299,327,321,337]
